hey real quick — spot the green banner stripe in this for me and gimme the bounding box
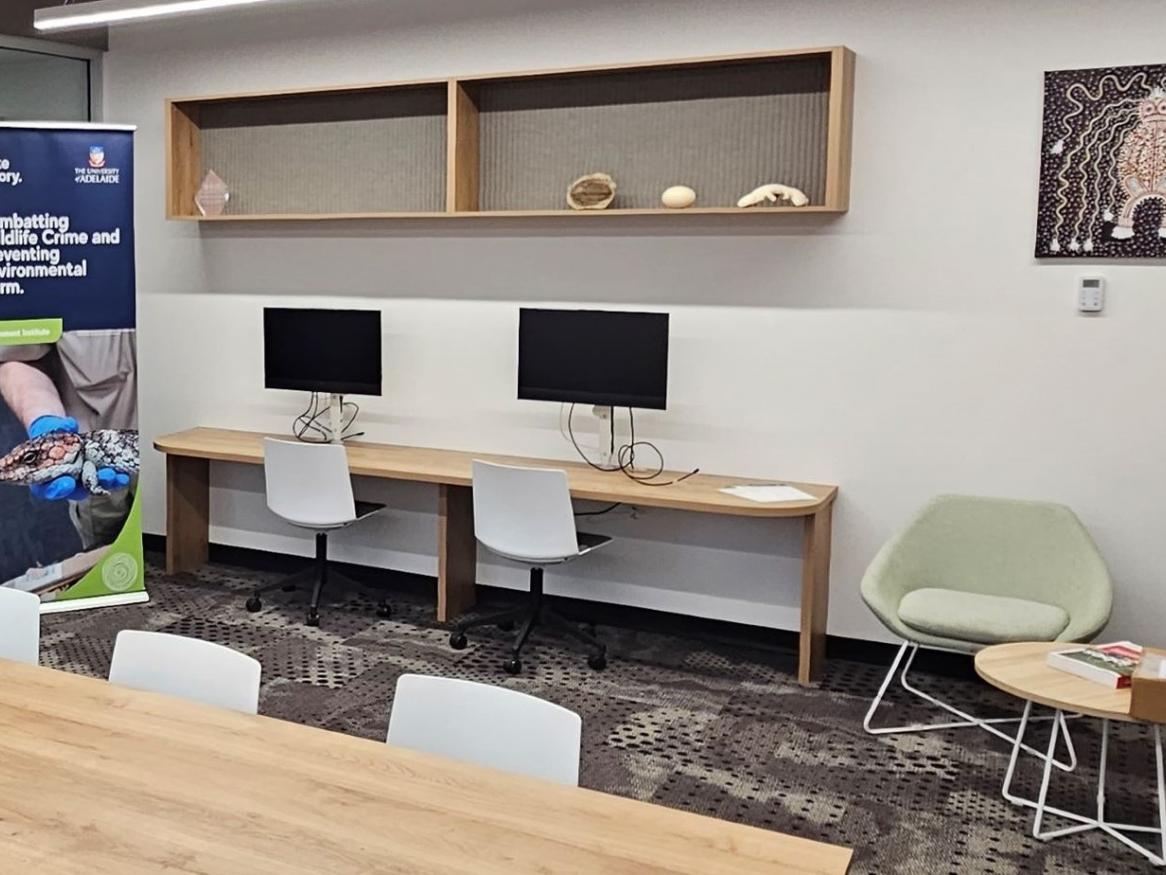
[0,318,63,345]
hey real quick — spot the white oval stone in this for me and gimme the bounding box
[661,185,696,209]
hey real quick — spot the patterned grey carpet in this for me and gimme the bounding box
[39,557,1161,874]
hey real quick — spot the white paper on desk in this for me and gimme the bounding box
[720,484,816,503]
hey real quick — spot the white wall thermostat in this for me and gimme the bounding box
[1078,276,1105,314]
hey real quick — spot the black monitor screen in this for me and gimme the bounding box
[518,309,669,410]
[264,308,382,396]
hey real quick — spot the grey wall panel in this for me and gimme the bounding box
[200,89,447,214]
[477,57,829,210]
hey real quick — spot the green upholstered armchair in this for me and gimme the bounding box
[861,494,1113,746]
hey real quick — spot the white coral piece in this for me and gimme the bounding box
[737,183,810,208]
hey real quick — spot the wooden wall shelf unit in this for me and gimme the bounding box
[166,46,855,222]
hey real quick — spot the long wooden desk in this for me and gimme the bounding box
[0,660,853,874]
[155,427,839,684]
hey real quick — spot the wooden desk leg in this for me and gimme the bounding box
[437,484,477,622]
[798,503,834,685]
[165,455,210,575]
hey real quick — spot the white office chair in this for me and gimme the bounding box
[109,630,262,714]
[386,674,582,785]
[247,438,391,627]
[449,460,610,674]
[0,587,40,664]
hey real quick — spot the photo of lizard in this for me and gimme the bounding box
[0,429,140,497]
[0,329,139,590]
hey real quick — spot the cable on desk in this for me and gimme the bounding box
[566,404,699,488]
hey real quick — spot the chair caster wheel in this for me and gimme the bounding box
[245,596,262,613]
[588,652,608,671]
[449,631,468,650]
[306,610,320,627]
[497,620,515,632]
[503,657,522,675]
[376,602,392,619]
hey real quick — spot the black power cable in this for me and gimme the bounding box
[292,393,364,443]
[574,502,623,517]
[566,403,699,487]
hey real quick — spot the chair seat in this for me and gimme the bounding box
[278,501,384,530]
[485,532,612,566]
[898,588,1070,645]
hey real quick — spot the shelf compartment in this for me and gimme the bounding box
[167,84,448,218]
[465,53,832,212]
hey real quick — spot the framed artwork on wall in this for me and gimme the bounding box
[1036,63,1166,259]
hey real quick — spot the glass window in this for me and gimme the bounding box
[0,47,90,122]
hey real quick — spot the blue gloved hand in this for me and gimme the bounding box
[27,415,89,502]
[96,468,131,490]
[28,415,78,439]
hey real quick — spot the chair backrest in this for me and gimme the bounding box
[109,630,262,714]
[471,460,579,562]
[264,438,356,528]
[0,587,40,664]
[386,674,582,786]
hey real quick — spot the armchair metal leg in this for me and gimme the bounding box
[864,641,1077,771]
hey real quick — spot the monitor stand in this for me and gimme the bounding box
[327,393,345,444]
[593,405,615,467]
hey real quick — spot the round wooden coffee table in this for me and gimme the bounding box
[976,642,1165,868]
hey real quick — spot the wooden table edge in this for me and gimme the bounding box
[0,661,855,874]
[974,643,1135,722]
[153,427,839,518]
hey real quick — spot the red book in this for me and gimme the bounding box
[1046,641,1142,689]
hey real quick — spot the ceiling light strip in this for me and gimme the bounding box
[35,0,284,32]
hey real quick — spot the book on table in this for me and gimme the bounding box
[1046,641,1143,688]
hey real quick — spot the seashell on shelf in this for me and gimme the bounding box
[567,172,617,210]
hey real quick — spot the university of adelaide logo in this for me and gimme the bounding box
[76,145,119,185]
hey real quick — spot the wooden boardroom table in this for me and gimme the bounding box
[0,660,854,874]
[155,427,839,684]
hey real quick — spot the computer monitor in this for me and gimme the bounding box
[264,307,382,396]
[517,308,669,410]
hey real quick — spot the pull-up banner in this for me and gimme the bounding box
[0,123,147,613]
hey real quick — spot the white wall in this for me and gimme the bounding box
[104,0,1166,644]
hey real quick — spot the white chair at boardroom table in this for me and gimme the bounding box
[246,437,391,628]
[448,459,610,675]
[0,587,41,664]
[109,630,262,714]
[386,673,582,786]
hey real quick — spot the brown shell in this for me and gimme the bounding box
[566,172,617,210]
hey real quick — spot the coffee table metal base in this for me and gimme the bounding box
[1002,700,1166,867]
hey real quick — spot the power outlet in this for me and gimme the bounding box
[1078,276,1105,314]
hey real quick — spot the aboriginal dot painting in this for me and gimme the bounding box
[1037,64,1166,258]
